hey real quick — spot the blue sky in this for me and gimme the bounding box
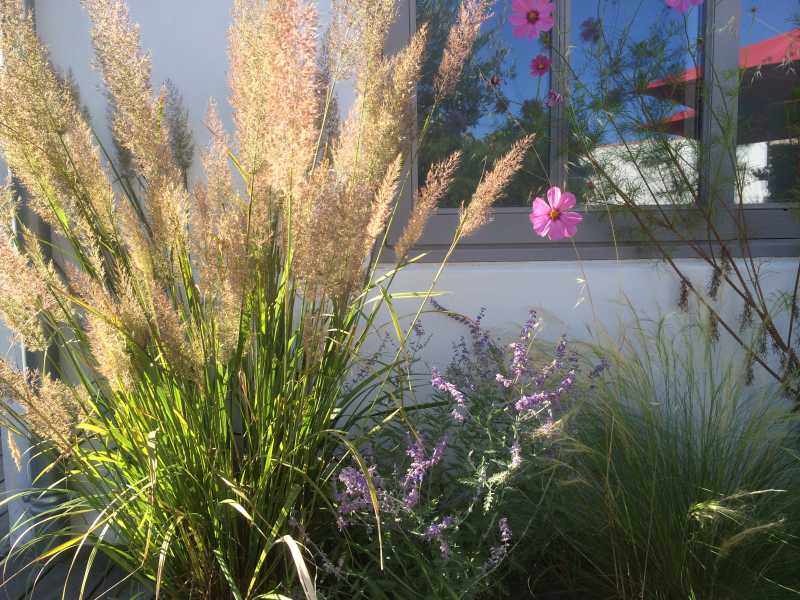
[447,0,799,144]
[469,0,705,137]
[740,1,800,45]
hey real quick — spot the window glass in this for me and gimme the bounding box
[566,0,703,207]
[416,0,552,208]
[737,1,800,203]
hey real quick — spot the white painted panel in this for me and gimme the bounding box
[371,258,796,396]
[0,322,32,547]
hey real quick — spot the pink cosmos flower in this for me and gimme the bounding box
[509,0,555,39]
[666,0,703,13]
[530,186,582,240]
[545,89,563,107]
[530,54,551,77]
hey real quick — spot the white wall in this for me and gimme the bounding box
[379,258,795,389]
[27,1,799,391]
[0,323,33,546]
[35,0,235,185]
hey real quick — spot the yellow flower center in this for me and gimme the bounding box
[549,208,560,220]
[526,10,540,24]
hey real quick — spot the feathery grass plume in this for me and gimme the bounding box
[67,265,146,389]
[316,32,341,161]
[395,150,462,260]
[84,310,133,390]
[0,0,115,254]
[163,79,195,190]
[0,221,54,351]
[336,25,428,189]
[108,96,138,193]
[293,26,428,296]
[364,153,403,257]
[84,0,188,272]
[460,134,536,237]
[291,159,350,295]
[190,103,252,352]
[114,191,157,298]
[434,0,493,102]
[328,0,397,81]
[6,429,22,471]
[0,360,85,456]
[190,104,236,267]
[151,288,201,379]
[229,0,320,204]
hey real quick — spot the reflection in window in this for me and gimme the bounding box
[416,0,552,208]
[737,2,800,203]
[567,0,703,207]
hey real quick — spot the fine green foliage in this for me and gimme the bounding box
[520,320,800,599]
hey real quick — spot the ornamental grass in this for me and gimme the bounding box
[0,0,533,597]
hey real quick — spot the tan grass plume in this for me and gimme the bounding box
[0,0,115,257]
[434,0,493,102]
[395,150,462,260]
[460,134,535,237]
[84,0,188,273]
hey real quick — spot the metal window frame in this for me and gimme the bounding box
[386,0,800,262]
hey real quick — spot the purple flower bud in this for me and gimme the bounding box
[403,434,448,508]
[431,368,470,423]
[425,516,455,560]
[515,391,548,412]
[496,373,513,388]
[545,90,564,108]
[509,440,522,469]
[499,517,512,544]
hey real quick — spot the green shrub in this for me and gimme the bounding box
[528,321,800,599]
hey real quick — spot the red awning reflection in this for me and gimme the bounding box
[645,29,800,143]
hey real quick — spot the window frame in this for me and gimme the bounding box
[386,0,800,262]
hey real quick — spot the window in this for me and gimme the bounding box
[392,0,800,261]
[736,1,800,203]
[416,0,551,207]
[567,1,703,206]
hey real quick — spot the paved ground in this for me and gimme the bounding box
[0,550,144,600]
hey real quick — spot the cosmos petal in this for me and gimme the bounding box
[556,191,577,211]
[531,197,550,216]
[561,221,579,238]
[559,211,583,226]
[512,0,534,11]
[536,15,555,32]
[546,186,561,208]
[547,220,567,240]
[512,24,530,38]
[534,219,552,238]
[531,214,552,232]
[539,3,556,15]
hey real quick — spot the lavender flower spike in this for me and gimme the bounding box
[334,465,383,528]
[403,434,448,508]
[498,517,512,544]
[425,516,455,560]
[496,373,513,388]
[431,367,469,422]
[509,439,522,469]
[480,517,513,573]
[515,391,548,413]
